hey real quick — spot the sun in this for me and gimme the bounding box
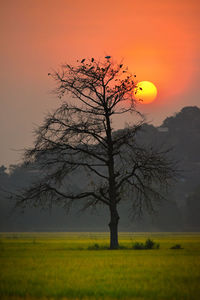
[134,81,157,104]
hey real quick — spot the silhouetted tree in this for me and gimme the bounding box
[13,58,176,249]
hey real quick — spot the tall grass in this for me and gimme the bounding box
[0,232,200,299]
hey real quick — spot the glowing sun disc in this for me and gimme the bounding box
[135,81,157,104]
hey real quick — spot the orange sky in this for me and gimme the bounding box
[0,0,200,167]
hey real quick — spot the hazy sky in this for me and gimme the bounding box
[1,0,200,168]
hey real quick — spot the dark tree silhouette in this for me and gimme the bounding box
[14,58,176,249]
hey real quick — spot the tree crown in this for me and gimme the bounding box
[13,58,176,218]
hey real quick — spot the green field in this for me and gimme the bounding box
[0,232,200,300]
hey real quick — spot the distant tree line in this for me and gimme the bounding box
[1,106,200,232]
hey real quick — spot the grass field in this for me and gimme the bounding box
[0,232,200,300]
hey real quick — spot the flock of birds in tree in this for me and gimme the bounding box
[80,56,111,63]
[48,56,112,75]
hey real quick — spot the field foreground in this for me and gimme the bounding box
[0,232,200,300]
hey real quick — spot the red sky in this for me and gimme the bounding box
[1,0,200,167]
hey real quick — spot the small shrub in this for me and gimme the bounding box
[170,244,183,249]
[132,242,145,250]
[132,239,160,250]
[145,239,155,249]
[145,239,160,249]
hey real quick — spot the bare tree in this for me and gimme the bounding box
[14,58,176,249]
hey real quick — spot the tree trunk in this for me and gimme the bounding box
[109,206,120,249]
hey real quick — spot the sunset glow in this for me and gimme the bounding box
[0,0,200,167]
[135,81,158,104]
